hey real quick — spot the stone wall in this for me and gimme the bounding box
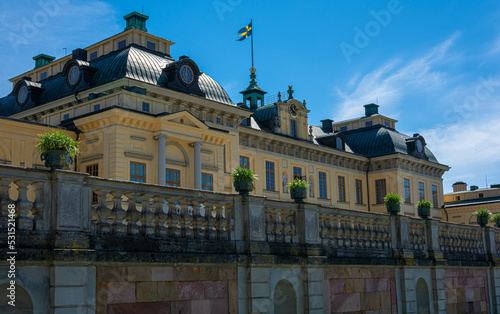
[445,268,490,313]
[325,267,397,313]
[96,265,237,314]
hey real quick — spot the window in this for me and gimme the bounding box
[336,137,343,149]
[63,114,69,120]
[479,193,484,198]
[338,176,346,202]
[418,182,425,201]
[240,156,249,169]
[375,179,386,204]
[202,173,213,191]
[355,179,363,204]
[340,126,347,132]
[293,167,302,180]
[130,162,146,182]
[309,177,314,197]
[267,145,272,151]
[319,172,327,199]
[87,164,99,203]
[456,196,460,201]
[146,41,157,51]
[291,120,297,137]
[404,179,411,204]
[365,121,373,127]
[89,50,98,60]
[93,104,100,111]
[216,117,221,124]
[432,185,438,208]
[241,118,248,126]
[166,169,180,187]
[40,71,47,80]
[117,39,127,49]
[142,102,150,112]
[265,161,275,191]
[384,121,389,127]
[86,164,98,176]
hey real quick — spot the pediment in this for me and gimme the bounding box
[159,110,208,130]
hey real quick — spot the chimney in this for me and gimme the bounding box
[72,48,87,61]
[124,11,149,32]
[364,103,379,116]
[33,54,55,69]
[321,119,333,133]
[452,181,467,192]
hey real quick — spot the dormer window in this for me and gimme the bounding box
[365,120,373,127]
[40,71,47,80]
[384,121,389,127]
[340,126,347,132]
[336,137,343,150]
[416,140,423,153]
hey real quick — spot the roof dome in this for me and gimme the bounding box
[0,45,234,117]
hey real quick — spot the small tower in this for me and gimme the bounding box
[240,67,267,111]
[123,11,149,32]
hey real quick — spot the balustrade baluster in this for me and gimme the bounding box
[139,194,154,236]
[124,192,140,235]
[109,191,127,235]
[31,182,45,231]
[0,177,14,229]
[14,180,34,230]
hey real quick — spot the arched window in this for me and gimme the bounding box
[0,283,33,313]
[416,278,430,314]
[274,280,297,314]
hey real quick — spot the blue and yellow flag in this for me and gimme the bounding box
[236,21,252,41]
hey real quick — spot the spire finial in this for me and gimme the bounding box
[287,85,294,100]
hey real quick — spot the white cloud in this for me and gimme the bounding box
[423,110,500,193]
[333,33,460,120]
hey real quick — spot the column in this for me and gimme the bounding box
[154,134,167,185]
[194,141,202,189]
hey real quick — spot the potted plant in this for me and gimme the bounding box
[473,209,492,227]
[417,200,432,219]
[492,213,500,228]
[35,130,79,170]
[231,167,256,195]
[287,179,309,203]
[384,193,401,216]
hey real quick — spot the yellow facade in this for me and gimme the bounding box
[0,12,450,219]
[444,183,500,224]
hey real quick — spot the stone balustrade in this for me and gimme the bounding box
[0,164,499,267]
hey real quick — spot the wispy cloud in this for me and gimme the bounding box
[333,33,460,120]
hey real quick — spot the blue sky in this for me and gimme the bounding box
[1,0,499,193]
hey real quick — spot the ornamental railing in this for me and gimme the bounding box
[0,164,498,265]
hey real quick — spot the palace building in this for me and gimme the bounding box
[0,12,449,217]
[6,12,500,314]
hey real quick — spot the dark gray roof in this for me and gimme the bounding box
[342,125,439,163]
[0,45,234,116]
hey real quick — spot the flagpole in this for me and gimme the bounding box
[251,19,254,68]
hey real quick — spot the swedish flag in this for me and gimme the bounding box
[236,21,252,41]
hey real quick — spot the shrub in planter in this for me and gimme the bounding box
[473,209,492,227]
[35,130,79,170]
[384,193,402,216]
[287,179,309,203]
[231,167,256,195]
[491,213,500,228]
[417,200,432,219]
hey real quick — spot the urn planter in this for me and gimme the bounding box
[290,186,307,203]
